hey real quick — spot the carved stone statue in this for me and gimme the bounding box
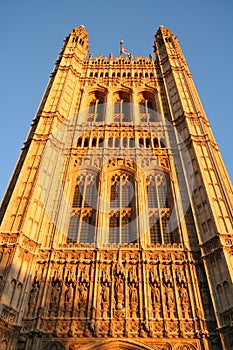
[164,285,175,317]
[64,284,74,309]
[179,286,189,317]
[50,283,61,312]
[129,284,138,303]
[115,276,124,309]
[163,267,172,285]
[151,284,160,304]
[101,284,109,303]
[28,284,40,315]
[78,284,88,303]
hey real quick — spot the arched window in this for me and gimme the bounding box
[153,137,159,148]
[68,173,97,244]
[108,173,136,244]
[96,101,104,121]
[146,173,173,244]
[83,138,89,147]
[91,138,97,147]
[77,137,82,147]
[113,91,131,122]
[73,184,83,207]
[149,216,161,244]
[109,216,119,243]
[147,179,157,208]
[108,138,113,147]
[138,92,157,122]
[139,138,144,147]
[88,92,105,122]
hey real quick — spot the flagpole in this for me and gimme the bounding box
[120,40,123,56]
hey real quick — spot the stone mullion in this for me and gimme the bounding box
[135,174,147,248]
[125,263,130,319]
[158,258,166,335]
[96,172,108,247]
[86,261,94,325]
[72,267,80,319]
[156,181,164,244]
[90,251,99,322]
[105,91,113,124]
[131,90,139,125]
[109,260,114,336]
[141,251,149,322]
[171,259,181,334]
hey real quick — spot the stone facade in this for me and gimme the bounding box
[0,25,232,350]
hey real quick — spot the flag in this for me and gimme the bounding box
[122,46,130,57]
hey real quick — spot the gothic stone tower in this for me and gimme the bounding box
[0,25,232,350]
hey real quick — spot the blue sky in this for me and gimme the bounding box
[1,0,232,201]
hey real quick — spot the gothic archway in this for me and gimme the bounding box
[79,339,171,350]
[42,340,65,350]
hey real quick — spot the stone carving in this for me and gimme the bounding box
[79,265,90,283]
[77,283,88,318]
[64,283,74,316]
[101,283,110,318]
[129,284,138,303]
[176,267,186,285]
[164,285,176,318]
[163,266,173,285]
[27,277,40,316]
[178,286,190,318]
[128,266,137,283]
[149,266,159,284]
[115,275,124,309]
[42,340,65,350]
[150,284,161,318]
[49,282,61,316]
[56,320,70,337]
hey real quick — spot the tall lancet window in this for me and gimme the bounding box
[138,92,157,122]
[109,172,136,244]
[113,91,131,122]
[68,173,97,243]
[87,92,105,122]
[146,173,174,244]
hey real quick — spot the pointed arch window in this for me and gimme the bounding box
[149,216,161,244]
[113,92,131,122]
[68,173,97,243]
[146,173,174,244]
[88,96,105,122]
[138,94,157,122]
[108,173,136,244]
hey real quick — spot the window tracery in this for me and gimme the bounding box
[146,173,174,244]
[108,172,136,244]
[138,91,158,122]
[87,91,105,122]
[68,173,97,243]
[113,92,131,122]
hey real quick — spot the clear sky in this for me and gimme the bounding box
[1,0,232,202]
